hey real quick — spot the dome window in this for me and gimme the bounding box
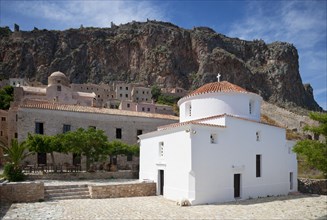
[185,102,192,117]
[249,100,254,114]
[57,85,61,91]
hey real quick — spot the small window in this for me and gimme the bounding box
[290,172,293,190]
[142,107,145,111]
[127,155,133,161]
[1,117,6,121]
[125,94,128,98]
[15,133,18,138]
[57,85,61,91]
[126,87,128,90]
[98,95,100,98]
[127,103,130,108]
[116,128,122,139]
[35,122,44,134]
[210,134,217,144]
[16,114,18,121]
[256,154,261,177]
[256,131,260,141]
[142,91,145,94]
[249,101,253,114]
[120,86,122,90]
[57,80,61,83]
[63,124,71,133]
[0,131,3,136]
[147,108,150,112]
[120,94,122,97]
[159,142,164,158]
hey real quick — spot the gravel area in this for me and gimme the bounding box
[2,194,326,219]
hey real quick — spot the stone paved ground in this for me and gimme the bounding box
[2,194,327,219]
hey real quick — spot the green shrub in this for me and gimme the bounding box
[3,163,25,182]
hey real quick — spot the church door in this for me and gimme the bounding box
[37,153,47,165]
[158,170,164,195]
[234,174,241,198]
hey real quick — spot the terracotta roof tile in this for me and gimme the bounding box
[158,113,283,130]
[19,100,179,120]
[183,81,255,100]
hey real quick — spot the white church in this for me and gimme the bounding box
[139,78,297,205]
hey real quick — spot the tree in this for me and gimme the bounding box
[1,139,31,181]
[1,139,31,167]
[151,85,161,102]
[25,133,65,166]
[61,128,108,171]
[293,112,327,178]
[0,85,14,110]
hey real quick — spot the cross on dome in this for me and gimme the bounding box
[217,73,221,82]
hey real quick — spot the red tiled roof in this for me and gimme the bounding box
[158,113,283,131]
[188,81,248,97]
[19,100,179,120]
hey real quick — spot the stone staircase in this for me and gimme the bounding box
[45,184,90,200]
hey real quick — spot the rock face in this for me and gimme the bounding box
[0,21,322,111]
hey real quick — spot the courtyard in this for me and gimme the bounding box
[1,194,326,219]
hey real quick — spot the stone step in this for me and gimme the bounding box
[46,190,89,197]
[44,184,90,201]
[45,187,89,194]
[45,184,88,190]
[46,194,90,200]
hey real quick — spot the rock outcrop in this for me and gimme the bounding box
[0,21,322,111]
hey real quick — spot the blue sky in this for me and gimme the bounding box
[1,0,326,110]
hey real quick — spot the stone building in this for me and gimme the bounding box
[0,110,8,165]
[71,83,116,106]
[15,100,178,170]
[131,86,152,103]
[14,72,96,106]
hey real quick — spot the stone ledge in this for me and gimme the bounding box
[298,178,327,195]
[25,170,137,181]
[0,182,44,203]
[89,182,156,199]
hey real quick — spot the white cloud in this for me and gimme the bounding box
[12,0,166,28]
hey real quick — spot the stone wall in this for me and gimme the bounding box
[25,170,137,181]
[298,178,327,195]
[89,182,156,199]
[0,181,44,203]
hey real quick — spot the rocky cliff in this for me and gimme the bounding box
[0,20,322,111]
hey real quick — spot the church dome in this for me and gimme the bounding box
[48,71,70,87]
[178,81,262,123]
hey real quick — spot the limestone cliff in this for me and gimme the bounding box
[0,21,322,111]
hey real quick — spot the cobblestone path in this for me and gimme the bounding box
[2,194,327,219]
